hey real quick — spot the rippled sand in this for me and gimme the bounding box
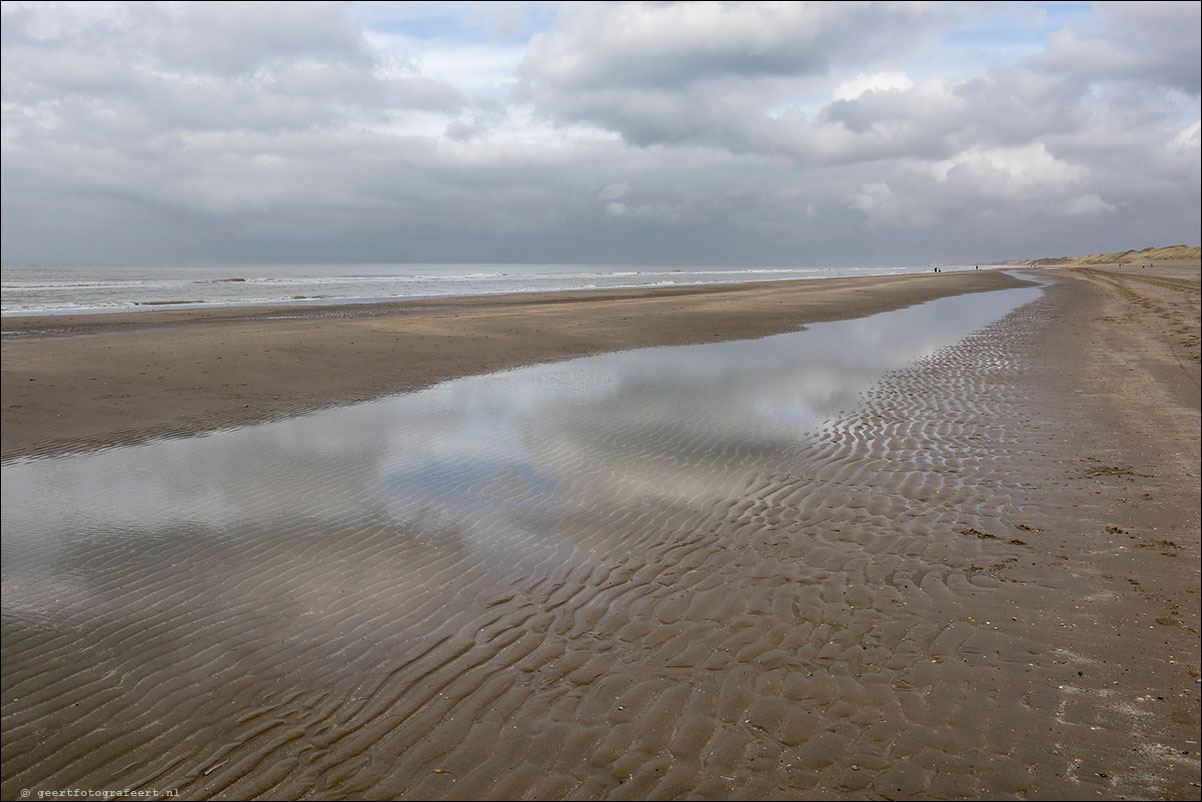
[2,266,1199,800]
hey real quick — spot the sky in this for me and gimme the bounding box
[1,1,1199,266]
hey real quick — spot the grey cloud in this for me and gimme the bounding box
[1,1,463,137]
[803,66,1086,164]
[518,1,1197,175]
[1034,1,1201,95]
[149,1,373,76]
[0,1,1197,267]
[520,2,939,91]
[516,2,949,150]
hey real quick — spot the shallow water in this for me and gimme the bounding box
[3,284,1038,577]
[2,281,1045,800]
[2,261,997,316]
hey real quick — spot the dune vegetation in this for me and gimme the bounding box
[1002,244,1201,266]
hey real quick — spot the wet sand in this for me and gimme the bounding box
[2,264,1200,801]
[1,271,1025,461]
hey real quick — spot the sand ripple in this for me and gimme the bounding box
[3,282,1198,800]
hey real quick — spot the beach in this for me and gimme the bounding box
[2,264,1199,800]
[2,270,1024,460]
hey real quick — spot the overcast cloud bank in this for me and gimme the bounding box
[2,1,1198,265]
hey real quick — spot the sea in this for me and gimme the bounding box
[0,262,986,317]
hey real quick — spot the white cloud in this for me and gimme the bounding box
[934,144,1088,196]
[848,181,938,228]
[1063,193,1116,216]
[832,72,915,101]
[1169,121,1201,151]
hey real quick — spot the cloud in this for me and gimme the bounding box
[1,1,1198,266]
[1,1,464,139]
[521,2,940,90]
[1062,194,1116,216]
[849,181,939,228]
[151,2,373,76]
[935,144,1089,197]
[1169,120,1201,151]
[516,2,947,149]
[1034,1,1201,95]
[832,72,915,102]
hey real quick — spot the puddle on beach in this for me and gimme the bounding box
[3,282,1040,590]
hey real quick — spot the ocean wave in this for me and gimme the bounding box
[1,264,985,317]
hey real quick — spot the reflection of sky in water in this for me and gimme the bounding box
[2,283,1040,601]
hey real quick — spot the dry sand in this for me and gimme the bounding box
[1,264,1199,801]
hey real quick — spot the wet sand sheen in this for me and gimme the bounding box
[1,270,1027,461]
[2,266,1200,800]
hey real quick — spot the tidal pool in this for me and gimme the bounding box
[2,281,1042,592]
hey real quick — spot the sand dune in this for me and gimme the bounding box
[1001,244,1201,266]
